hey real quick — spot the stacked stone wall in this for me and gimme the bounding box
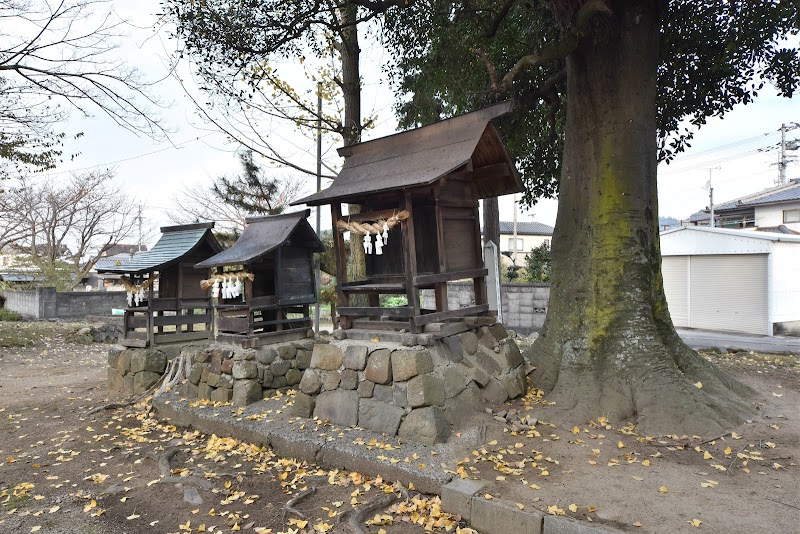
[108,339,319,403]
[295,324,526,445]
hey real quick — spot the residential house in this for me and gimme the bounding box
[499,220,554,265]
[685,178,800,233]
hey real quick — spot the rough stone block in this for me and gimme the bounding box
[292,339,316,351]
[107,368,124,394]
[393,381,408,407]
[481,378,509,404]
[207,372,222,387]
[466,348,502,376]
[116,349,132,375]
[233,379,262,406]
[299,369,321,395]
[211,387,232,403]
[130,350,167,374]
[344,345,369,370]
[261,368,274,386]
[321,370,341,391]
[471,495,543,534]
[107,346,124,368]
[285,368,303,386]
[357,380,374,398]
[310,344,344,370]
[441,479,487,522]
[457,331,479,355]
[443,366,470,399]
[313,390,359,426]
[198,382,213,400]
[217,375,233,390]
[296,349,312,370]
[500,368,526,399]
[444,382,484,427]
[398,407,450,445]
[373,384,393,403]
[220,359,233,374]
[255,346,277,365]
[340,369,358,390]
[358,399,405,436]
[290,392,315,418]
[182,381,199,399]
[232,360,258,379]
[133,371,161,393]
[478,327,497,350]
[491,342,523,372]
[487,323,508,341]
[233,348,256,361]
[209,353,222,374]
[271,359,292,377]
[391,350,434,381]
[407,375,445,407]
[365,349,392,384]
[188,363,204,385]
[272,376,288,388]
[193,350,210,363]
[278,344,297,360]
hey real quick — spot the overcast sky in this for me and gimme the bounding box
[37,2,800,245]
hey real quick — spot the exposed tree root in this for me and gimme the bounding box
[88,354,192,415]
[281,487,316,521]
[335,490,411,534]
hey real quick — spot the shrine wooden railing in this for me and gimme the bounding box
[120,297,213,348]
[214,295,313,347]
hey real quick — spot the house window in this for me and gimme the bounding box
[784,209,800,223]
[507,237,523,251]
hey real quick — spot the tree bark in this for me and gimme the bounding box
[529,0,754,436]
[339,2,368,303]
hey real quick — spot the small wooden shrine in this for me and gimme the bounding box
[195,210,324,348]
[293,102,523,335]
[97,222,222,347]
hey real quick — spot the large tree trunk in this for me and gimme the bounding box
[529,1,754,436]
[339,2,368,303]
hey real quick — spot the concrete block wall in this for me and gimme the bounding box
[421,283,551,334]
[1,287,126,319]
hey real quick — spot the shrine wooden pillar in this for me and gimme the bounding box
[433,187,448,313]
[330,202,350,329]
[401,190,422,333]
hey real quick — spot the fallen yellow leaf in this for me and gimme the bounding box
[694,381,703,388]
[568,504,578,513]
[688,519,702,527]
[658,486,669,494]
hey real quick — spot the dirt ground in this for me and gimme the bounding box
[475,341,800,533]
[1,321,798,534]
[0,321,469,534]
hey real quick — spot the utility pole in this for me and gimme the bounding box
[512,194,518,263]
[314,83,323,335]
[705,167,720,228]
[777,123,800,185]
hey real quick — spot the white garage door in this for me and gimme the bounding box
[662,256,689,327]
[688,254,768,335]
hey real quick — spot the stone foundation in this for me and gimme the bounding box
[108,339,319,402]
[296,323,525,445]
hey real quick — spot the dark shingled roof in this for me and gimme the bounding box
[195,210,323,268]
[498,221,554,235]
[97,222,220,275]
[293,101,523,206]
[714,178,800,211]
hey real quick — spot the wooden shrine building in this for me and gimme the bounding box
[293,102,523,334]
[97,222,222,347]
[195,210,324,348]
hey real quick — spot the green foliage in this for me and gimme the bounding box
[380,295,408,308]
[212,150,286,215]
[523,242,551,284]
[0,308,23,321]
[383,0,799,207]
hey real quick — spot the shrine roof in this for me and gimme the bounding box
[96,222,221,275]
[293,101,523,206]
[195,210,323,268]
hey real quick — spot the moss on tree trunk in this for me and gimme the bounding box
[528,1,755,436]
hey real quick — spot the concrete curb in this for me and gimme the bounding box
[153,394,623,534]
[153,393,452,494]
[440,479,625,534]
